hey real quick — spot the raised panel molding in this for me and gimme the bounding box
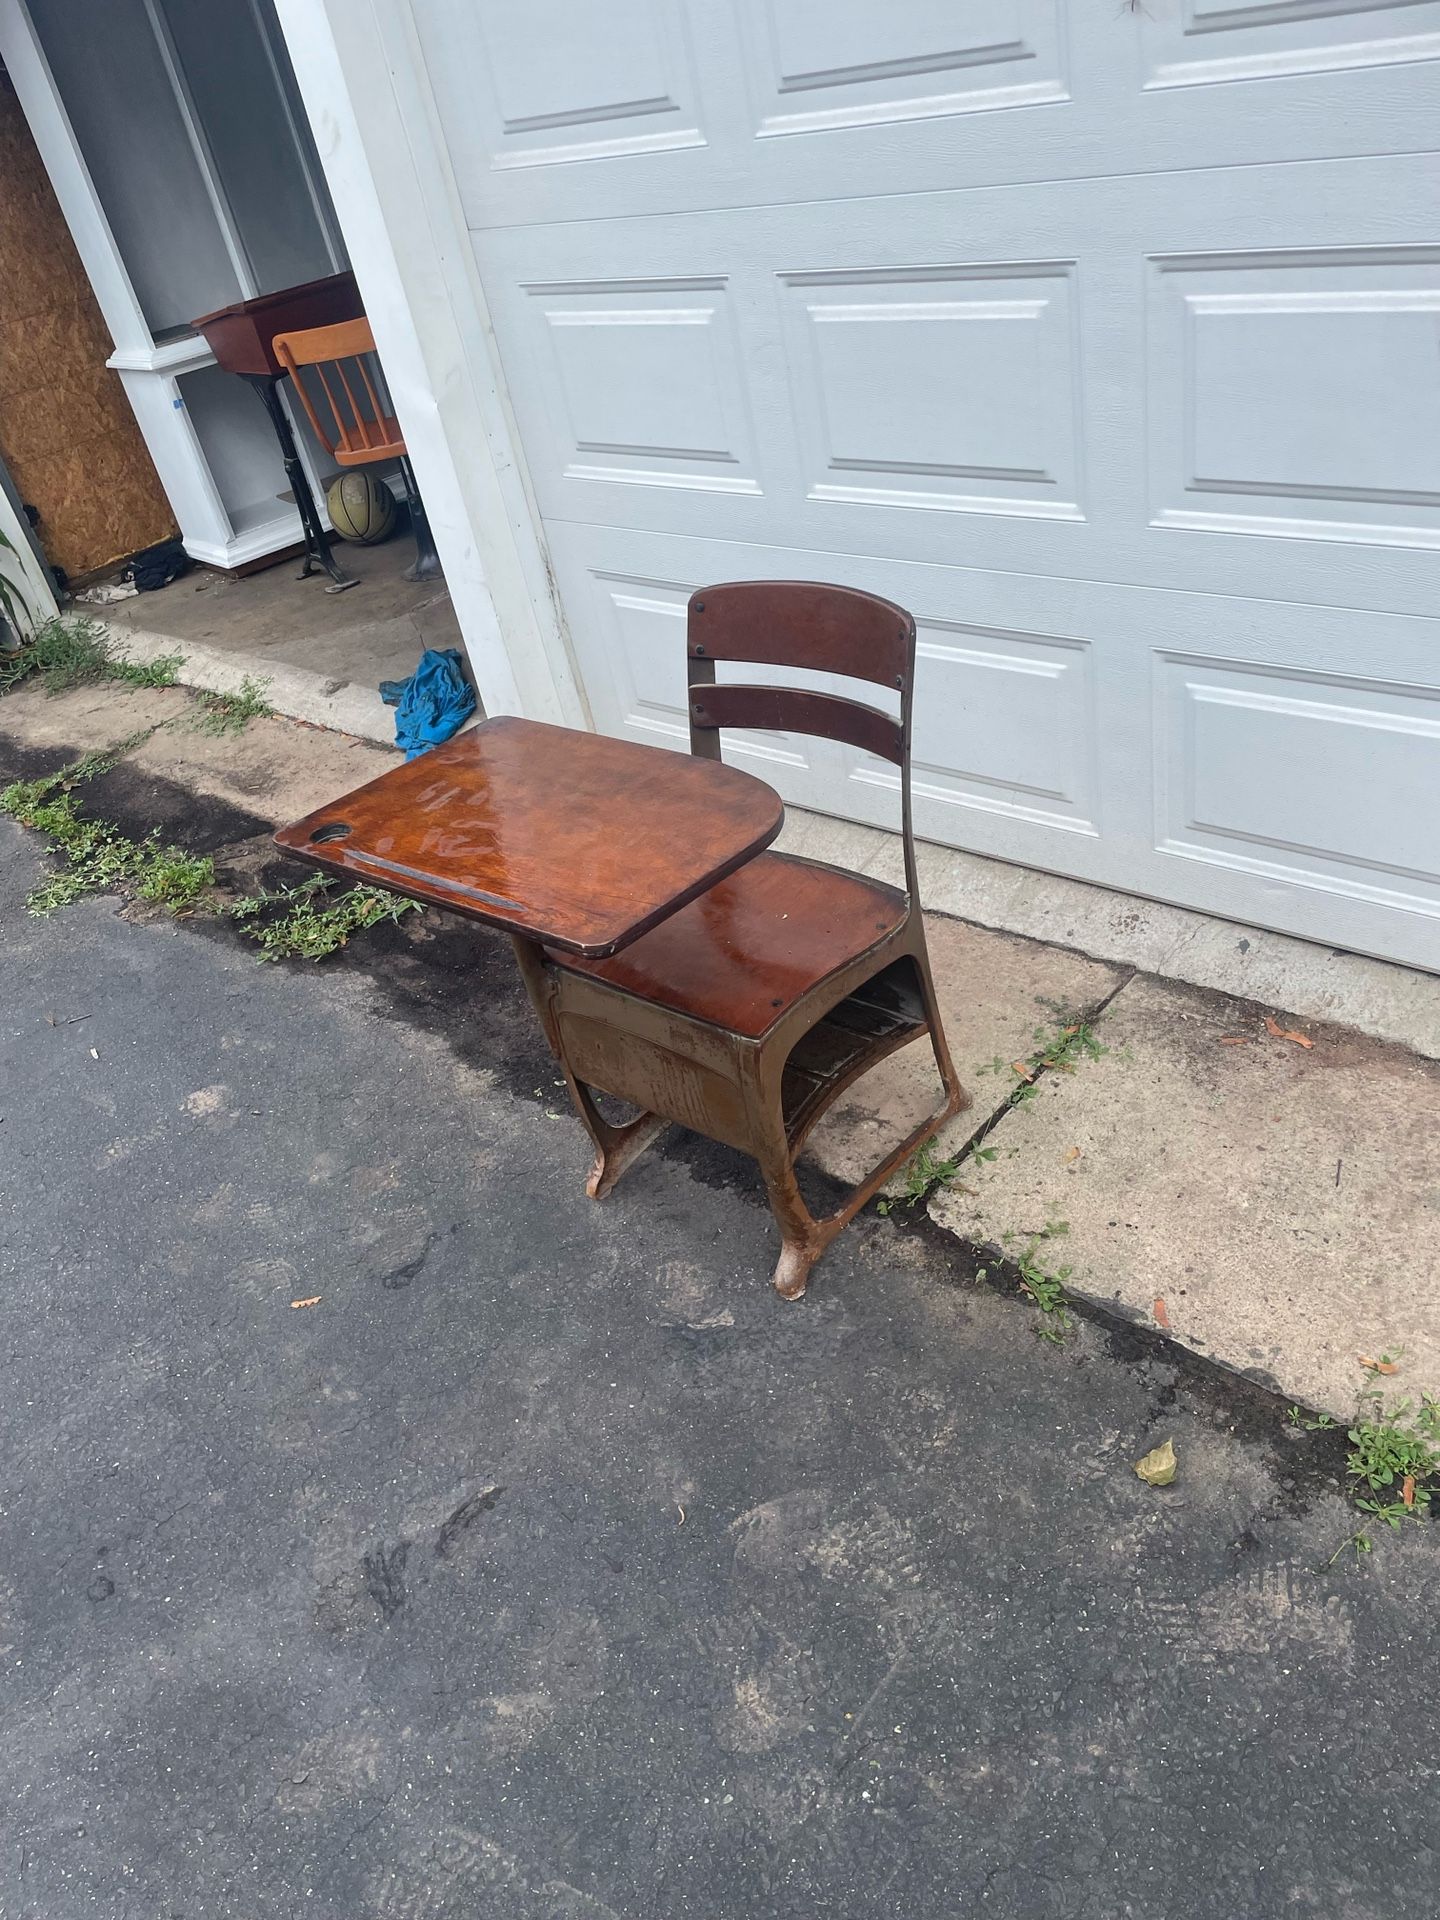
[1143,0,1440,84]
[742,0,1067,132]
[1148,248,1440,548]
[525,279,761,494]
[470,0,704,166]
[850,621,1097,832]
[1156,654,1440,914]
[781,264,1083,520]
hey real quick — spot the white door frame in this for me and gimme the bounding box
[270,0,586,728]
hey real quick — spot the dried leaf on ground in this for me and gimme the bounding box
[1264,1014,1314,1049]
[1134,1439,1177,1488]
[1153,1297,1171,1330]
[1064,1145,1082,1165]
[290,1295,322,1310]
[1218,1036,1249,1046]
[1011,1061,1035,1082]
[1403,1474,1417,1510]
[1358,1355,1398,1375]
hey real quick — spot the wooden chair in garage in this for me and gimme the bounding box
[513,579,970,1299]
[271,316,441,582]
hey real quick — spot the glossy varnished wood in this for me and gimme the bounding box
[531,578,969,1300]
[688,579,912,688]
[553,852,908,1038]
[273,717,784,957]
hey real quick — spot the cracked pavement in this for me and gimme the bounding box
[3,804,1440,1919]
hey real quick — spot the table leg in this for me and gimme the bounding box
[398,455,443,583]
[509,933,667,1197]
[243,374,357,594]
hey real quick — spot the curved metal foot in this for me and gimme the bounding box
[772,1240,820,1301]
[586,1111,670,1200]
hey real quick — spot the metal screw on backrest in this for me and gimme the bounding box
[895,675,903,687]
[695,645,706,657]
[694,601,705,612]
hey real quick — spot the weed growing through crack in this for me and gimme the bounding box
[0,615,185,697]
[1300,1365,1440,1565]
[883,1016,1109,1220]
[110,650,184,690]
[1346,1389,1440,1532]
[226,872,419,961]
[189,674,273,736]
[978,1219,1075,1344]
[979,1018,1108,1105]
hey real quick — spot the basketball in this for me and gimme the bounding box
[326,470,397,544]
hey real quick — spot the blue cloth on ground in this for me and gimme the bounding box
[379,647,477,759]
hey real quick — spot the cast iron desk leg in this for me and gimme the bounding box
[243,374,357,594]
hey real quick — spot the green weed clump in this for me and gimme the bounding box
[0,615,185,697]
[226,872,418,961]
[188,674,272,735]
[0,782,212,917]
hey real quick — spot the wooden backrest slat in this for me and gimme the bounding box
[689,684,902,765]
[688,580,912,691]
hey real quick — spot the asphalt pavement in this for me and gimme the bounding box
[2,814,1438,1920]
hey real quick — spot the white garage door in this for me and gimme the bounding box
[412,0,1440,972]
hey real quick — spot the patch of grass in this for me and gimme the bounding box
[226,872,419,961]
[188,674,272,736]
[0,614,187,698]
[6,787,213,917]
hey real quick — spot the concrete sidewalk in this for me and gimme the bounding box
[5,784,1440,1919]
[2,678,1437,1430]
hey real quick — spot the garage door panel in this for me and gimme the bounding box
[780,263,1083,521]
[876,623,1099,837]
[437,3,1440,968]
[1156,654,1440,918]
[551,524,1440,967]
[413,0,1439,229]
[1150,247,1440,550]
[478,161,1440,617]
[737,0,1067,135]
[413,0,707,180]
[527,276,762,496]
[1141,0,1440,89]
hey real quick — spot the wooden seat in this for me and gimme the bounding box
[271,316,440,582]
[551,851,906,1039]
[517,579,971,1301]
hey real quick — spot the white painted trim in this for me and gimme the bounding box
[0,463,59,635]
[270,0,587,729]
[107,337,216,377]
[181,512,307,573]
